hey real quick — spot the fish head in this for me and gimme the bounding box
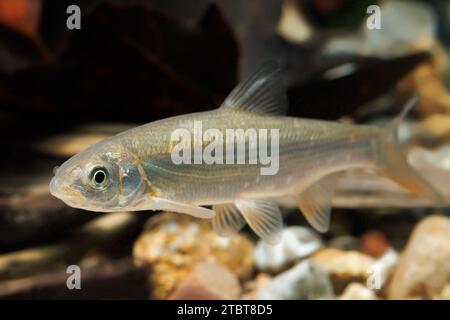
[49,140,146,212]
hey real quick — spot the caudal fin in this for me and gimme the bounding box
[379,94,443,204]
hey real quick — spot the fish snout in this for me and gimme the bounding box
[49,176,72,197]
[49,175,83,201]
[49,176,61,198]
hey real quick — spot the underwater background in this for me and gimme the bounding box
[0,0,449,299]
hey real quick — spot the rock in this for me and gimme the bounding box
[435,285,450,300]
[359,231,391,258]
[367,249,399,293]
[339,283,379,300]
[133,212,254,299]
[167,261,241,300]
[323,0,437,58]
[254,226,322,273]
[276,0,312,44]
[256,260,334,300]
[387,215,450,299]
[312,248,375,294]
[398,63,450,117]
[242,273,272,300]
[416,115,450,141]
[314,245,398,294]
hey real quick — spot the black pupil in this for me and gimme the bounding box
[94,170,105,184]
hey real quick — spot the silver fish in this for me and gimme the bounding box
[49,62,442,244]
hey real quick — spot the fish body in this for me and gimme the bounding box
[116,111,379,205]
[50,62,441,244]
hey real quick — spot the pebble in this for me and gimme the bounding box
[436,285,450,300]
[359,230,391,257]
[256,260,334,300]
[387,215,450,299]
[167,261,241,300]
[368,249,399,292]
[133,212,254,299]
[417,115,450,140]
[242,273,272,300]
[254,226,322,273]
[339,283,379,300]
[312,248,376,294]
[399,63,450,117]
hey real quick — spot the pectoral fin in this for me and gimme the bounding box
[212,203,246,236]
[148,197,215,219]
[297,173,340,233]
[235,199,283,244]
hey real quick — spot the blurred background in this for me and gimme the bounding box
[0,0,449,299]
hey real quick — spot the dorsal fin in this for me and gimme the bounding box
[220,61,288,116]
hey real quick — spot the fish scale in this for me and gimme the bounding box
[117,110,380,206]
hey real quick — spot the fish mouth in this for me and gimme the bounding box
[49,185,89,210]
[49,176,111,212]
[49,176,60,198]
[49,176,81,200]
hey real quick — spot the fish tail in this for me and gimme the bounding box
[378,94,443,203]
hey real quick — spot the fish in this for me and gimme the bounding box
[49,62,442,244]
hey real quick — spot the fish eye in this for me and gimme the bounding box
[89,166,110,189]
